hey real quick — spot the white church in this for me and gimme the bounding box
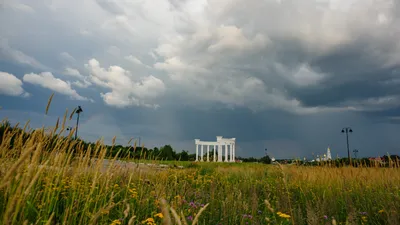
[314,146,333,162]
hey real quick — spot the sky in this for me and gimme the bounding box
[0,0,400,159]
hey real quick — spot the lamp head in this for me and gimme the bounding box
[76,106,83,113]
[349,128,353,133]
[341,129,345,133]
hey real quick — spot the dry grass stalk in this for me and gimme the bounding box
[332,217,337,225]
[128,215,137,225]
[306,203,318,225]
[160,198,173,225]
[62,208,70,225]
[60,108,68,132]
[89,202,117,225]
[45,213,55,225]
[192,203,209,225]
[180,211,188,225]
[169,207,182,225]
[264,199,275,213]
[124,203,130,219]
[53,117,60,134]
[45,93,54,115]
[69,107,77,120]
[24,160,49,196]
[0,145,36,185]
[277,163,295,225]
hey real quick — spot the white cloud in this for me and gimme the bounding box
[339,95,400,112]
[207,25,268,53]
[0,38,47,70]
[85,58,165,108]
[64,67,83,79]
[154,56,208,74]
[73,80,92,88]
[125,55,151,68]
[276,63,327,87]
[2,2,35,13]
[22,72,90,101]
[59,52,76,63]
[0,71,29,97]
[125,55,143,65]
[63,67,92,88]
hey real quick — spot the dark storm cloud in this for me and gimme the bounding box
[275,35,400,110]
[169,107,298,141]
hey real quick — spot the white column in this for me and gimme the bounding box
[213,145,216,162]
[225,144,228,162]
[229,144,232,162]
[228,144,230,162]
[207,145,210,162]
[201,145,204,161]
[218,145,222,162]
[195,144,198,161]
[232,143,235,162]
[234,143,236,161]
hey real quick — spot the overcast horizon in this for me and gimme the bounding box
[1,0,400,159]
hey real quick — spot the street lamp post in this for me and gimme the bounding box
[74,106,83,140]
[353,149,359,159]
[132,137,141,147]
[341,127,353,164]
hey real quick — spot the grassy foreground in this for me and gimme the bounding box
[0,121,399,225]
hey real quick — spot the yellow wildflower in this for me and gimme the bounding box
[110,219,122,225]
[361,216,367,222]
[114,184,119,188]
[101,209,110,215]
[378,209,384,213]
[277,212,291,219]
[129,188,138,198]
[141,218,155,225]
[154,213,164,218]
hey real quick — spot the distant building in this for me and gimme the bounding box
[315,147,333,162]
[326,147,332,160]
[368,157,384,162]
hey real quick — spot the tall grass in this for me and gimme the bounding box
[0,96,399,224]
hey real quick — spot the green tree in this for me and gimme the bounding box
[159,145,175,160]
[177,150,189,161]
[259,155,272,164]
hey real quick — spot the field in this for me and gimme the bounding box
[0,119,399,225]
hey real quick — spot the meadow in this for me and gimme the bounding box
[0,105,399,224]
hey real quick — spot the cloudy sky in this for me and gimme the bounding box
[1,0,400,159]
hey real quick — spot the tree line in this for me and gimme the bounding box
[0,120,272,163]
[3,120,396,166]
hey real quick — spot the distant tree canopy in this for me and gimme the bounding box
[259,155,272,164]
